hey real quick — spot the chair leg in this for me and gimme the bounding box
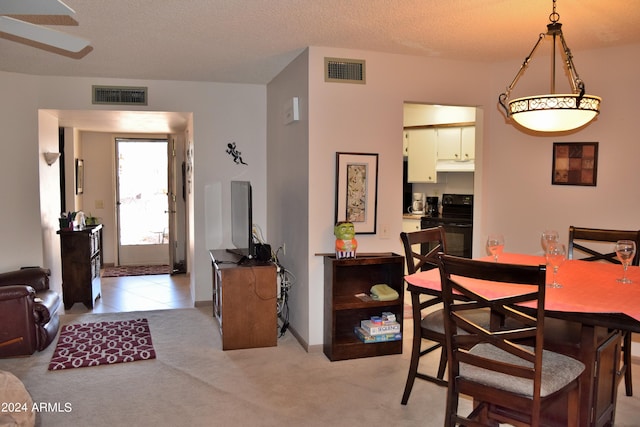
[624,331,633,396]
[400,348,419,405]
[401,308,423,404]
[443,386,459,427]
[436,347,447,380]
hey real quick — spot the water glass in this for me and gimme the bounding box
[546,242,566,288]
[486,234,505,262]
[541,230,559,252]
[615,240,636,284]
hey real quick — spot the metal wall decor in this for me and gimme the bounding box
[226,142,247,165]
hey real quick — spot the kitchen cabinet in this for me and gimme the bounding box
[406,128,437,183]
[402,218,421,274]
[402,216,421,233]
[436,126,475,161]
[461,127,475,160]
[403,131,409,157]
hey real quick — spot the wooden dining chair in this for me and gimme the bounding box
[567,225,640,396]
[400,226,491,404]
[437,254,585,426]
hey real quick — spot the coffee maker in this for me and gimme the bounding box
[426,196,439,217]
[408,193,425,214]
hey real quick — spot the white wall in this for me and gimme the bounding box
[267,49,310,346]
[482,43,640,255]
[38,110,63,295]
[0,72,44,271]
[266,43,640,349]
[78,132,116,264]
[4,41,639,350]
[0,72,266,307]
[304,47,490,347]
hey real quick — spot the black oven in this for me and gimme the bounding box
[420,194,473,258]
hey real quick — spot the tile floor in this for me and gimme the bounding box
[62,272,192,314]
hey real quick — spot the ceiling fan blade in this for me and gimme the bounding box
[0,16,89,52]
[0,0,75,15]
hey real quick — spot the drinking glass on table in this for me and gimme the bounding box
[615,240,636,284]
[546,242,566,288]
[541,230,559,253]
[486,234,505,262]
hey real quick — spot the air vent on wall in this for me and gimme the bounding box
[92,85,148,105]
[325,58,365,84]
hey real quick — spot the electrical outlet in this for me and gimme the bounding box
[380,223,390,239]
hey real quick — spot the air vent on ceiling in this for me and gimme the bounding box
[324,57,365,84]
[92,85,148,105]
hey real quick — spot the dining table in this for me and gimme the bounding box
[404,252,640,427]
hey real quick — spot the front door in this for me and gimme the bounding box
[116,138,169,266]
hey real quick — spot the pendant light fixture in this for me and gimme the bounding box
[498,0,601,132]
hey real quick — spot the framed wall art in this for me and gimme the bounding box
[552,142,598,186]
[335,152,378,234]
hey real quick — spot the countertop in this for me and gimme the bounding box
[403,214,424,220]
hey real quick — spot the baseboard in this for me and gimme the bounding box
[279,321,322,353]
[194,300,213,307]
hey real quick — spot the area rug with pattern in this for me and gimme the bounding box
[48,318,156,371]
[101,264,171,277]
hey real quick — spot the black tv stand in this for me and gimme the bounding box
[237,255,251,265]
[226,247,249,257]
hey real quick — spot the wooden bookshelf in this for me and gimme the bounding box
[322,253,404,361]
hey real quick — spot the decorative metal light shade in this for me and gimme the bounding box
[508,94,601,132]
[499,0,601,132]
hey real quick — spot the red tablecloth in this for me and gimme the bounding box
[405,253,640,323]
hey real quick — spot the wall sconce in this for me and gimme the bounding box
[43,152,61,166]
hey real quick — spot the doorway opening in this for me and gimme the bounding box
[402,103,479,258]
[116,138,169,266]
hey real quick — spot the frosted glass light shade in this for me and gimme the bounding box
[43,152,61,166]
[509,94,601,132]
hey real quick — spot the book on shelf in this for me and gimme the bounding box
[354,326,402,344]
[360,319,401,335]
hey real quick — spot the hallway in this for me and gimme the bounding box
[62,273,192,314]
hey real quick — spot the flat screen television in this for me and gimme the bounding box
[229,180,254,258]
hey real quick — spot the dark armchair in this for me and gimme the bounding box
[0,267,61,358]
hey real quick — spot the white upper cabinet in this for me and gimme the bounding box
[403,131,409,157]
[406,128,437,183]
[436,128,462,160]
[461,126,475,161]
[437,126,475,161]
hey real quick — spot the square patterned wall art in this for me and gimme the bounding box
[552,142,598,186]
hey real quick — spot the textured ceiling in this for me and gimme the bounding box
[2,1,640,133]
[2,0,640,84]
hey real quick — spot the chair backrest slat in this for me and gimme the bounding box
[438,254,547,406]
[568,226,640,266]
[400,226,446,274]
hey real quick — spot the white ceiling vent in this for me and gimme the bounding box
[92,85,148,105]
[325,58,365,84]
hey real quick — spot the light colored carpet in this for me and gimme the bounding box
[0,307,638,426]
